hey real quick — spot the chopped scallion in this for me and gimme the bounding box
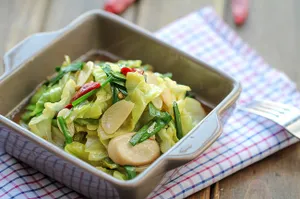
[173,101,183,139]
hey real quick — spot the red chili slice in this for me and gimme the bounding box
[71,82,101,102]
[104,0,136,14]
[121,67,134,75]
[65,104,73,109]
[121,67,144,76]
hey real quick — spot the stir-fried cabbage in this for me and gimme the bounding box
[29,79,76,141]
[77,61,94,86]
[20,56,207,181]
[157,121,178,153]
[126,72,162,130]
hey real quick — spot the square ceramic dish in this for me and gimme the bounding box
[0,10,241,199]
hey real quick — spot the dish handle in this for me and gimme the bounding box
[166,112,222,170]
[1,30,62,80]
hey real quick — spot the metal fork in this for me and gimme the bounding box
[238,100,300,139]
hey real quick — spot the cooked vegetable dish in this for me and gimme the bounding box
[19,56,206,180]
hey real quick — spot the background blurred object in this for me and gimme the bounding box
[231,0,248,25]
[104,0,136,14]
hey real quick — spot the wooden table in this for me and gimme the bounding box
[1,0,300,198]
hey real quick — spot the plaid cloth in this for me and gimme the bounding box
[1,7,300,199]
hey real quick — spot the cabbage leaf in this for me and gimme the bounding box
[157,121,178,153]
[76,61,94,86]
[85,135,108,161]
[29,79,76,141]
[125,72,162,130]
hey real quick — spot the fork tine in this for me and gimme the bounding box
[250,105,281,117]
[239,100,300,139]
[256,100,294,112]
[238,106,280,122]
[255,102,286,114]
[245,101,285,116]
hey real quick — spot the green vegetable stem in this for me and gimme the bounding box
[57,116,73,144]
[173,101,183,139]
[130,104,172,146]
[124,166,136,180]
[48,62,84,86]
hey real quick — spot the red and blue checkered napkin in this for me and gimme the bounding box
[1,7,300,199]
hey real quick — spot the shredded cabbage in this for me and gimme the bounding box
[178,97,206,135]
[29,79,76,141]
[157,121,178,153]
[20,57,208,181]
[31,74,71,116]
[85,135,108,161]
[125,72,162,130]
[65,142,89,161]
[76,61,94,86]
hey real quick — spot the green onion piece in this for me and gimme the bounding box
[148,103,172,122]
[57,116,73,144]
[124,166,136,180]
[112,82,127,94]
[130,105,172,145]
[130,121,154,146]
[101,64,113,75]
[130,118,171,145]
[118,88,128,96]
[48,72,65,86]
[49,62,83,86]
[173,101,183,139]
[139,118,171,142]
[113,80,125,87]
[112,86,119,104]
[101,76,113,87]
[72,89,98,107]
[111,72,126,81]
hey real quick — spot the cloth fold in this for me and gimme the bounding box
[1,7,299,199]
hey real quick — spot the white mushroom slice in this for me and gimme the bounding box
[101,100,134,135]
[108,133,160,166]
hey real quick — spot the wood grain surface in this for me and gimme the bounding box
[1,0,299,199]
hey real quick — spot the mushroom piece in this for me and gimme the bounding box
[108,133,160,166]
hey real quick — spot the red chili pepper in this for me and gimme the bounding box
[71,82,101,102]
[121,67,144,76]
[65,104,73,109]
[121,67,134,75]
[104,0,136,14]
